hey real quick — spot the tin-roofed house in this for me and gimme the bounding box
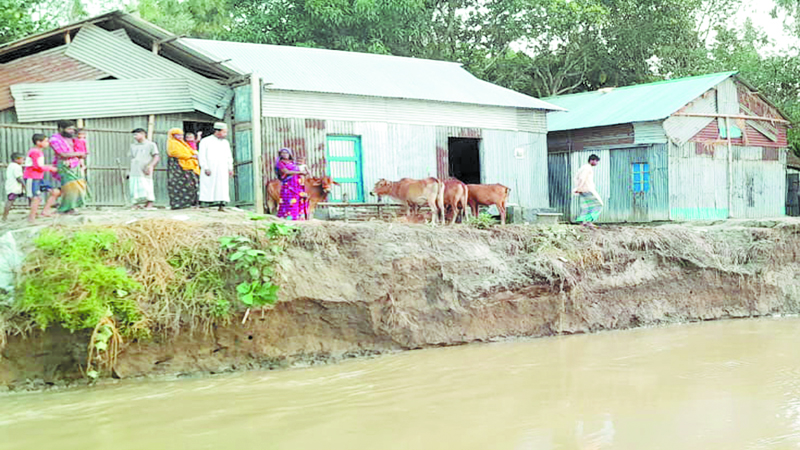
[545,72,792,222]
[0,11,239,207]
[1,11,563,214]
[183,39,564,217]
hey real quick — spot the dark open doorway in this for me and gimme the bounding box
[183,121,215,142]
[448,137,481,184]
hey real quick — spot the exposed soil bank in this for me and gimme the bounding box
[3,217,800,389]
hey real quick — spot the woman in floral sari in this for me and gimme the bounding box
[166,128,200,209]
[50,120,87,214]
[275,148,307,220]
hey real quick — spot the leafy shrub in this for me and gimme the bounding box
[17,229,143,335]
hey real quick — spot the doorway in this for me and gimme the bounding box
[448,137,481,184]
[183,121,215,142]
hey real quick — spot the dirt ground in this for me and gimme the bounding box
[3,211,800,388]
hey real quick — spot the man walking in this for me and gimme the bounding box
[199,122,234,211]
[129,128,160,209]
[573,154,603,228]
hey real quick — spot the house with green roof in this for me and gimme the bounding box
[545,72,792,222]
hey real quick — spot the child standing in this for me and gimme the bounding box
[24,134,59,222]
[3,153,25,221]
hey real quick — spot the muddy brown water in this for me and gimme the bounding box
[3,318,800,450]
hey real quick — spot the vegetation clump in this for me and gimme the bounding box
[2,217,295,378]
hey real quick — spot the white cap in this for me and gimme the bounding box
[213,122,228,130]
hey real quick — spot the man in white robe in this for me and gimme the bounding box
[198,122,234,211]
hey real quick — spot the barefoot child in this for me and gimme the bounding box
[3,153,25,221]
[24,133,59,221]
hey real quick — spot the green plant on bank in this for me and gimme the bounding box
[220,220,295,308]
[466,212,499,230]
[17,229,143,336]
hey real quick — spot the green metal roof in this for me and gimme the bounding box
[545,71,737,132]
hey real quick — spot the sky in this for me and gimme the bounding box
[738,0,799,54]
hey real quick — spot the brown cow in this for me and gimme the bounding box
[370,178,445,224]
[467,184,511,225]
[443,179,469,225]
[267,176,339,219]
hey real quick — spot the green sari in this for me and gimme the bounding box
[57,162,87,213]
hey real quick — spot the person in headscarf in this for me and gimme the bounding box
[166,128,200,210]
[50,120,87,214]
[275,148,308,220]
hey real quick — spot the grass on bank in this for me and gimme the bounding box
[0,217,294,377]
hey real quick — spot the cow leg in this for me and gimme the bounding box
[499,202,507,225]
[267,198,276,215]
[469,199,478,218]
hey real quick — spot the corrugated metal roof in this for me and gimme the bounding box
[183,38,563,111]
[0,45,108,110]
[66,24,232,118]
[11,78,194,122]
[545,72,737,132]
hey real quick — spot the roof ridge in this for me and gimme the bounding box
[184,38,464,66]
[544,71,737,100]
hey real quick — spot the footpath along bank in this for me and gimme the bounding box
[2,210,800,389]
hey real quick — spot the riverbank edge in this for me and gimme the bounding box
[3,266,798,390]
[3,218,800,390]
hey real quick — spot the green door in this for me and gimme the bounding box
[326,136,364,202]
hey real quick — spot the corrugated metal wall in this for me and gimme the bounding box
[730,146,786,218]
[261,115,548,209]
[233,84,254,206]
[604,145,669,222]
[669,142,786,220]
[663,89,716,144]
[633,121,668,144]
[482,130,549,208]
[262,90,548,133]
[553,145,668,223]
[0,108,191,207]
[11,79,194,122]
[548,152,571,218]
[65,24,232,119]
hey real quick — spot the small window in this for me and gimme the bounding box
[632,163,650,193]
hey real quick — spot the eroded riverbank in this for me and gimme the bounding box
[3,215,800,388]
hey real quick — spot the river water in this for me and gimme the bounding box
[3,318,800,450]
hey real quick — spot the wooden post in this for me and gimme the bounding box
[726,116,733,219]
[251,74,264,214]
[147,42,160,140]
[64,31,71,44]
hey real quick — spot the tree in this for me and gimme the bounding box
[229,0,435,56]
[135,0,233,39]
[0,0,50,44]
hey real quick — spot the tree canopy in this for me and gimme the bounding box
[2,0,798,150]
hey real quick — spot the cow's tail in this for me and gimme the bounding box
[460,184,469,222]
[436,178,446,223]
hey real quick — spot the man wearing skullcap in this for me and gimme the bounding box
[198,122,234,211]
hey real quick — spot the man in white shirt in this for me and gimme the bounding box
[198,122,234,211]
[573,154,603,227]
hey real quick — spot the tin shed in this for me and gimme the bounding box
[545,72,792,222]
[0,11,239,207]
[183,39,564,216]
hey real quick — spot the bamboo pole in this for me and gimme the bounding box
[674,112,790,124]
[147,42,160,140]
[726,116,733,219]
[251,74,264,214]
